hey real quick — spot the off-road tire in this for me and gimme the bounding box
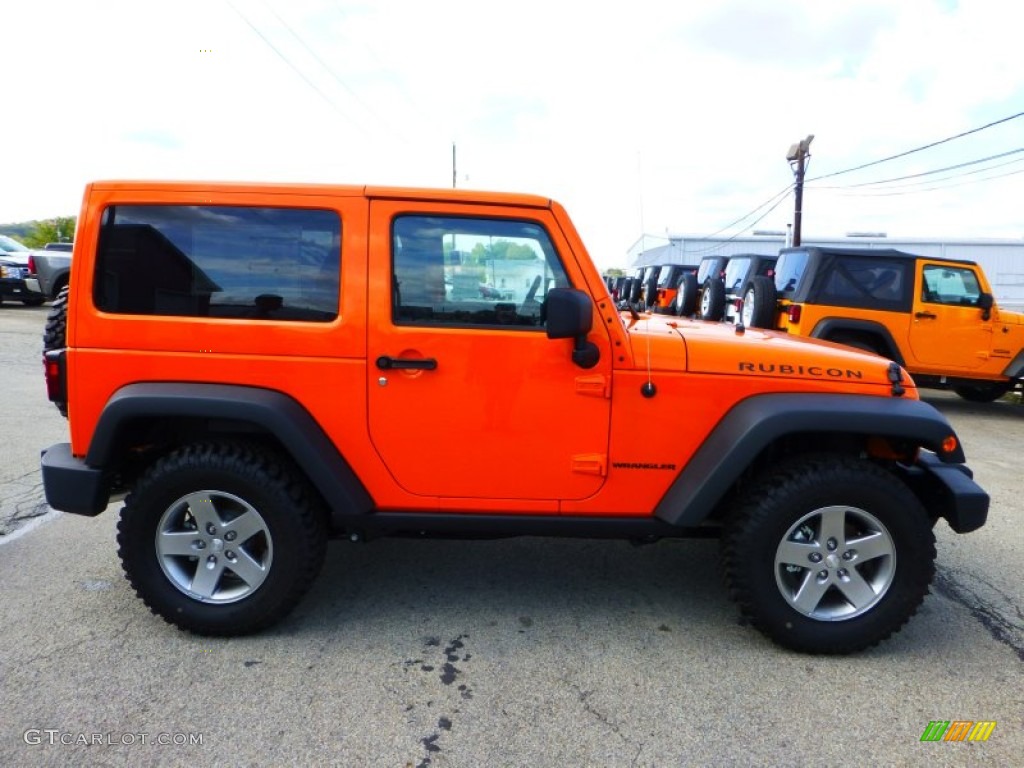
[722,453,935,654]
[675,272,699,317]
[42,285,69,417]
[741,275,776,328]
[699,278,726,321]
[954,382,1011,403]
[117,442,327,636]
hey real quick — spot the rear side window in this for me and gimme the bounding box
[811,256,911,311]
[93,205,341,321]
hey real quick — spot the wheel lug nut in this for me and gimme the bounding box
[226,550,236,561]
[817,570,829,580]
[206,555,217,567]
[225,531,237,542]
[194,539,206,550]
[808,552,823,563]
[206,523,217,535]
[838,568,848,579]
[826,538,838,551]
[842,550,854,561]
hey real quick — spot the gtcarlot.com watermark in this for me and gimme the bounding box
[24,729,204,747]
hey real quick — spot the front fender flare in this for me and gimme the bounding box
[654,393,963,526]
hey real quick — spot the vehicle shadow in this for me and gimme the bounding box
[921,391,1024,421]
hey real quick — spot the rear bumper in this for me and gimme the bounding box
[40,443,110,516]
[913,452,989,533]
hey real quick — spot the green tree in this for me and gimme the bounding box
[23,217,76,248]
[468,240,538,263]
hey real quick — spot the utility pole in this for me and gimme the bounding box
[786,134,814,246]
[452,143,457,189]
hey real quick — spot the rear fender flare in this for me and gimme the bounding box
[87,383,373,522]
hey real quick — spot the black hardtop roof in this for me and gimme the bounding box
[781,245,978,267]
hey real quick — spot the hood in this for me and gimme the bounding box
[623,313,906,389]
[995,306,1024,325]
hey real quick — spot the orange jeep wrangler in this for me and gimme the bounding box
[742,246,1024,402]
[40,181,988,654]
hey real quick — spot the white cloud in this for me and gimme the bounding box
[1,0,1022,271]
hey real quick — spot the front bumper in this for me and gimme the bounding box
[0,276,44,301]
[911,452,989,533]
[40,443,110,516]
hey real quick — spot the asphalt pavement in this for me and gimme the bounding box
[1,303,1021,767]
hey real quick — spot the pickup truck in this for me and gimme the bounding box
[0,234,46,306]
[26,242,73,301]
[39,180,988,654]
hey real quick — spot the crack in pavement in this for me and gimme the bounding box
[934,567,1024,662]
[0,473,50,536]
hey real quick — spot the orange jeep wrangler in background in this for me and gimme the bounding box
[41,181,988,654]
[742,246,1024,402]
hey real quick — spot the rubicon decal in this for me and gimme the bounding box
[612,462,677,471]
[738,362,863,380]
[920,720,996,742]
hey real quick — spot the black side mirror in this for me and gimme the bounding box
[978,291,994,320]
[545,288,600,369]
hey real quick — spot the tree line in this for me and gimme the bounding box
[0,217,77,248]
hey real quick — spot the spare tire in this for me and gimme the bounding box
[42,285,69,417]
[675,272,699,317]
[699,278,726,321]
[741,275,777,328]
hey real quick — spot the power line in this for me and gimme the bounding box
[808,109,1024,182]
[681,190,793,256]
[260,1,384,138]
[809,147,1024,189]
[820,165,1024,197]
[225,0,368,136]
[685,184,793,243]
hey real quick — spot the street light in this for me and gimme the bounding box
[787,134,814,247]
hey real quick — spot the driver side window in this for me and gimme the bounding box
[392,215,569,328]
[922,265,981,306]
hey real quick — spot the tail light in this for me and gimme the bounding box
[44,350,66,405]
[28,254,37,273]
[787,304,802,323]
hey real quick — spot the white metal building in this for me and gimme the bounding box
[629,233,1024,309]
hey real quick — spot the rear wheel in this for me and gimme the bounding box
[42,285,70,417]
[117,443,327,635]
[954,382,1011,402]
[829,333,882,356]
[722,454,935,654]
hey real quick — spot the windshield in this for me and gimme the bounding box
[0,234,30,253]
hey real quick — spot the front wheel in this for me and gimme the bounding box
[117,443,327,635]
[722,454,935,654]
[954,382,1011,403]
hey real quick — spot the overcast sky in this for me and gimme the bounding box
[3,0,1022,270]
